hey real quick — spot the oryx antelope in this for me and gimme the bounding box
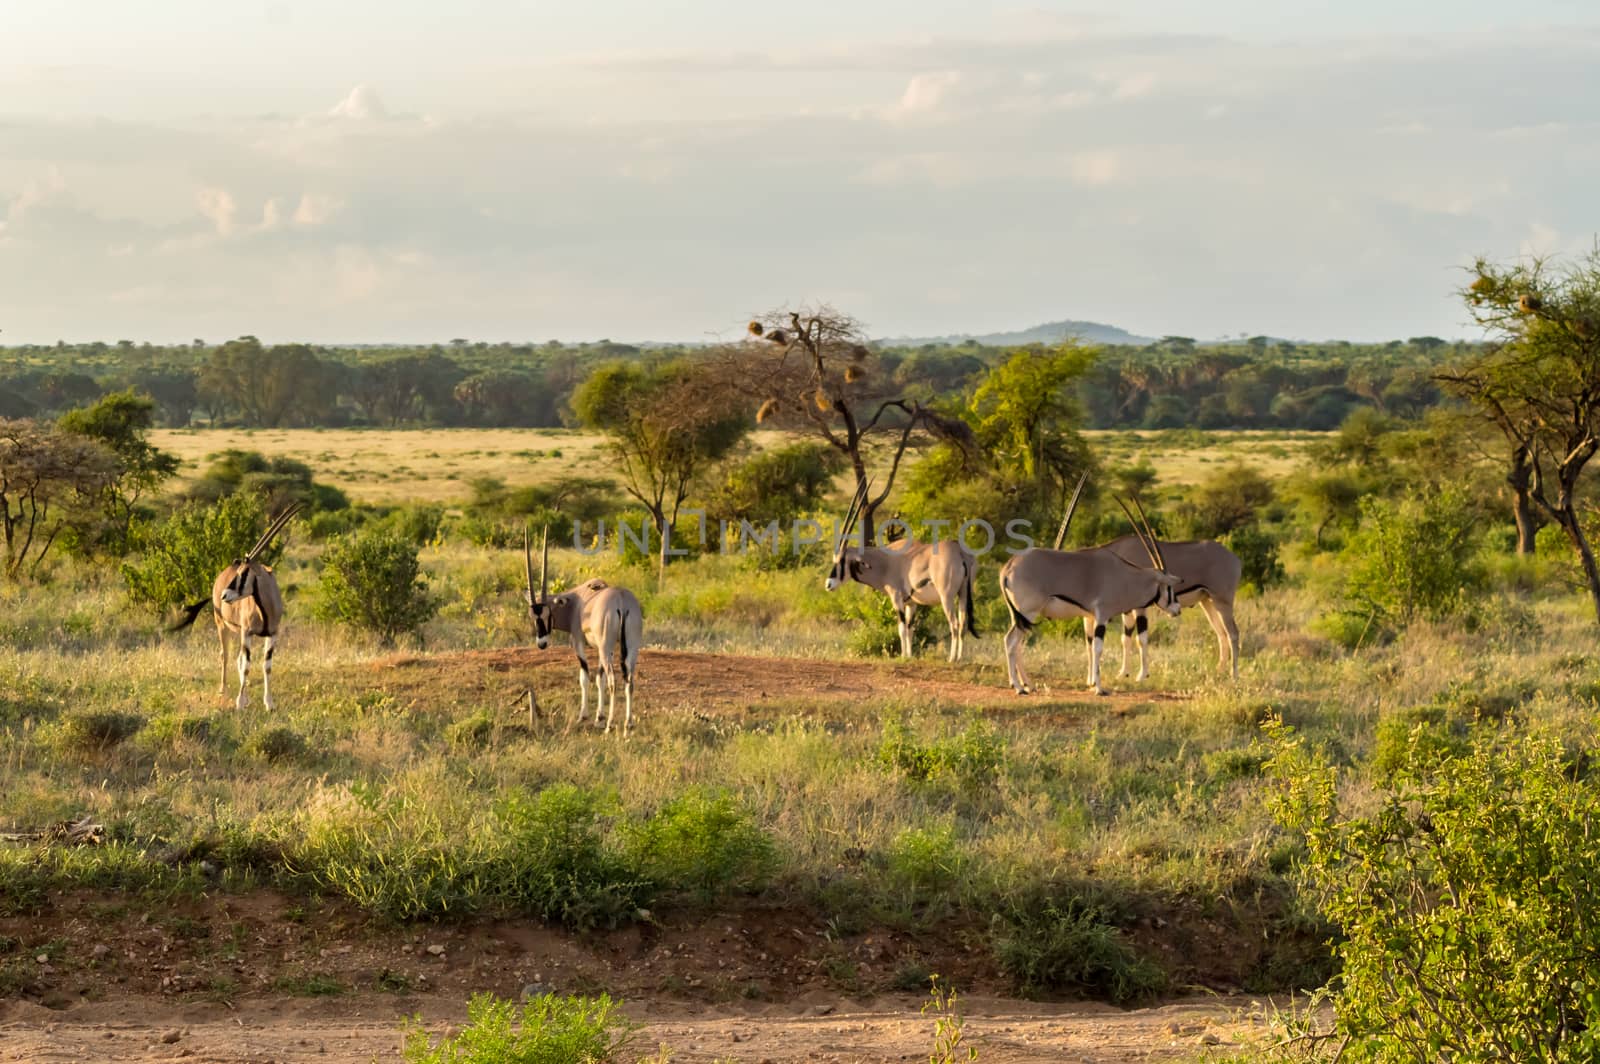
[825,483,978,661]
[1103,536,1242,680]
[999,498,1184,696]
[169,503,301,711]
[525,526,644,734]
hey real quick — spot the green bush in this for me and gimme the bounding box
[1222,525,1285,590]
[54,710,145,751]
[122,493,276,613]
[841,592,938,658]
[312,528,437,645]
[885,823,965,906]
[1339,489,1482,631]
[403,991,634,1064]
[1268,722,1600,1062]
[875,715,1005,788]
[624,789,774,899]
[490,785,648,930]
[248,726,308,764]
[990,897,1165,1003]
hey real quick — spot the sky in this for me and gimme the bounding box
[2,1,1598,345]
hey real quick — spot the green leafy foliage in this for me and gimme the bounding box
[1338,488,1483,632]
[708,442,843,526]
[57,389,179,553]
[875,716,1005,788]
[403,991,634,1064]
[488,784,649,930]
[991,896,1165,1003]
[121,492,277,613]
[841,591,939,658]
[623,788,775,899]
[312,528,437,645]
[1267,722,1600,1062]
[1222,526,1285,591]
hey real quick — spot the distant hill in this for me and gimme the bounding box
[887,319,1154,347]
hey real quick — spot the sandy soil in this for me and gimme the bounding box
[0,993,1262,1062]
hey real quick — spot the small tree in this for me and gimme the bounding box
[1438,249,1600,618]
[313,528,437,645]
[722,306,972,543]
[572,359,747,571]
[0,418,117,577]
[58,390,180,553]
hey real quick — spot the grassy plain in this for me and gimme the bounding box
[4,426,1598,1061]
[149,427,1321,506]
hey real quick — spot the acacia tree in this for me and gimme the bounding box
[58,390,180,552]
[572,359,748,571]
[1438,249,1600,619]
[723,306,971,543]
[0,418,116,577]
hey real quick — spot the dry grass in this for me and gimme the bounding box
[149,428,614,504]
[1084,430,1322,486]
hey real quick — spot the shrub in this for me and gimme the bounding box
[1267,723,1600,1062]
[885,823,965,907]
[624,789,774,899]
[1338,488,1483,632]
[490,785,648,930]
[122,492,276,613]
[841,592,938,658]
[1222,525,1284,591]
[875,715,1005,788]
[249,726,308,764]
[54,710,144,751]
[403,991,634,1064]
[312,528,437,645]
[1173,462,1276,539]
[990,897,1165,1003]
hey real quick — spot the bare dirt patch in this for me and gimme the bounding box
[0,892,1266,1062]
[371,647,1186,728]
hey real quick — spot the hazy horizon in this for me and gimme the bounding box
[4,1,1598,346]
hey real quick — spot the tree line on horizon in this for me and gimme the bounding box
[0,332,1468,433]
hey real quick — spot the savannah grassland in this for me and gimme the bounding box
[2,427,1596,1062]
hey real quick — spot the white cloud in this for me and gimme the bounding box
[0,166,67,233]
[893,72,962,117]
[328,84,387,121]
[195,186,237,236]
[3,22,1600,342]
[292,192,340,227]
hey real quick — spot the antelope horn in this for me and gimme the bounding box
[839,479,869,547]
[1131,495,1165,570]
[524,524,536,606]
[1115,497,1161,570]
[1054,471,1089,550]
[540,524,550,599]
[244,502,302,563]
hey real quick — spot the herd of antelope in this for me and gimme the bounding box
[170,477,1241,731]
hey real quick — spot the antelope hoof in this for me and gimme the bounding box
[1090,686,1109,697]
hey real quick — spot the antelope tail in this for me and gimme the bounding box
[167,598,211,632]
[1000,573,1032,632]
[963,557,979,638]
